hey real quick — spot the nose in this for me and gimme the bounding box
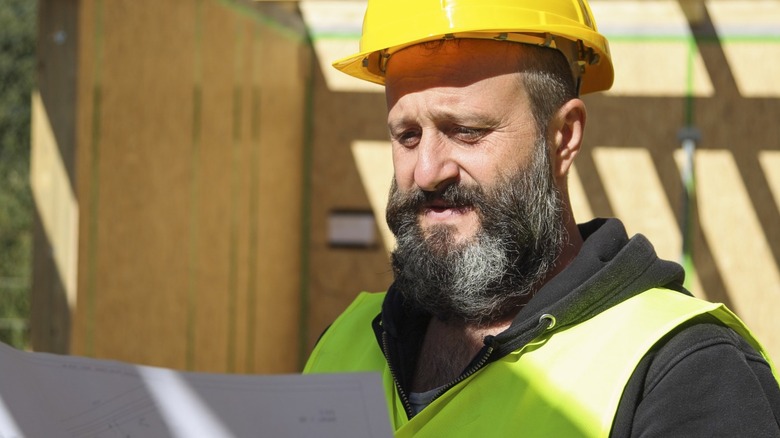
[413,133,459,192]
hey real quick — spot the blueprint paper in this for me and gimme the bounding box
[0,342,393,438]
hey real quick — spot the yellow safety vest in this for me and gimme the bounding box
[304,288,776,437]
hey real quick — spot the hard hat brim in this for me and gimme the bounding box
[332,29,613,95]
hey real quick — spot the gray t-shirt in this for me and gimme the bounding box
[408,387,443,416]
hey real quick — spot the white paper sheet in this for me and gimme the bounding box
[0,342,393,437]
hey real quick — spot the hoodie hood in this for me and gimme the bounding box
[490,217,688,358]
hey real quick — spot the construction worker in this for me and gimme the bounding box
[304,0,780,436]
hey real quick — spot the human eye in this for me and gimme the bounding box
[450,125,488,144]
[391,128,421,148]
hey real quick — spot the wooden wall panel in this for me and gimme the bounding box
[306,67,392,351]
[250,25,308,373]
[34,0,310,373]
[89,0,197,368]
[31,0,79,354]
[191,0,239,373]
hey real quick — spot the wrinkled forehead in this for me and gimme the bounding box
[384,39,528,107]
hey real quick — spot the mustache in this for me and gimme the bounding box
[386,180,492,239]
[388,180,488,212]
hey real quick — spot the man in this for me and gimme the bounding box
[305,0,780,436]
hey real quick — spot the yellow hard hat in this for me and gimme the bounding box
[333,0,614,95]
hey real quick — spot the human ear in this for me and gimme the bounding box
[550,98,586,179]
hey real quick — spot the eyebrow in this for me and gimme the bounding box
[388,108,499,130]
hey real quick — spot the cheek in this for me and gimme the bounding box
[456,149,518,187]
[391,147,416,188]
[478,138,537,180]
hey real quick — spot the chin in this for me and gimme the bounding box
[422,223,480,253]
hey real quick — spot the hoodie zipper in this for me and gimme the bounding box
[382,329,496,419]
[422,317,556,406]
[429,344,494,403]
[382,330,416,419]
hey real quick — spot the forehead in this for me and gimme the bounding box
[384,39,529,106]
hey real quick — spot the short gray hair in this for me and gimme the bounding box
[516,44,578,139]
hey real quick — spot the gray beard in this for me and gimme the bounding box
[386,138,566,326]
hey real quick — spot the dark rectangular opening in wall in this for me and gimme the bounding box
[327,210,377,249]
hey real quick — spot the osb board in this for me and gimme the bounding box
[305,67,393,352]
[71,0,308,373]
[582,40,780,358]
[249,28,309,374]
[72,0,198,369]
[31,0,80,354]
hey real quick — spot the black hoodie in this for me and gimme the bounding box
[373,218,780,436]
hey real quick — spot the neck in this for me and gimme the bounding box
[411,317,511,392]
[410,216,583,393]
